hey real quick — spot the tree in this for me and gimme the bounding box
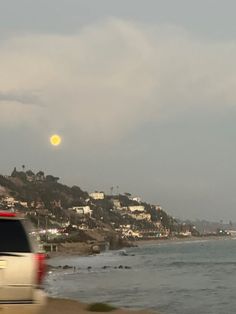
[124,192,131,197]
[11,167,17,177]
[26,170,35,176]
[110,186,114,195]
[45,175,59,183]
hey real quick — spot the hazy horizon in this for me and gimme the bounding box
[1,1,236,222]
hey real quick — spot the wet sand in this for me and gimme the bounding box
[43,298,156,314]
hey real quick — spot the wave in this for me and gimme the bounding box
[169,261,236,267]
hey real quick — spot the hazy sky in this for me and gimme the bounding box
[1,0,236,221]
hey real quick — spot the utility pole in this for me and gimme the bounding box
[45,215,48,243]
[37,213,40,230]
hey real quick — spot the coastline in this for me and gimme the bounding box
[132,235,235,246]
[44,298,156,314]
[47,235,234,258]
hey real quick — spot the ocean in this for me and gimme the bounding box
[45,238,236,314]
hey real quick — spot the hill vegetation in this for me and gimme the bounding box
[0,168,198,248]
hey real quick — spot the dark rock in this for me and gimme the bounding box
[119,250,128,256]
[91,245,101,254]
[63,265,72,270]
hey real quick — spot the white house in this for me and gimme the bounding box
[128,205,145,212]
[83,206,93,215]
[179,231,192,237]
[90,192,105,200]
[70,206,93,216]
[132,196,141,203]
[3,196,16,207]
[19,201,28,208]
[122,229,142,238]
[112,199,121,208]
[130,212,151,221]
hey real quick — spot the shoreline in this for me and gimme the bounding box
[133,235,235,246]
[47,235,234,258]
[44,297,156,314]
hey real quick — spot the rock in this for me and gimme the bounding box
[91,245,101,254]
[63,265,72,270]
[119,250,128,256]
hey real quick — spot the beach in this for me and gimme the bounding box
[44,298,154,314]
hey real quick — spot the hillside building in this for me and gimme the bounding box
[90,192,105,200]
[128,205,145,212]
[69,206,93,216]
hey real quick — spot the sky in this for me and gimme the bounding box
[1,0,236,221]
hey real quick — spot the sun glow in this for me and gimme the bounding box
[50,134,62,146]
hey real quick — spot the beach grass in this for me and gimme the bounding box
[87,303,117,312]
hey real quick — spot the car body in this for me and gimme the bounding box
[0,211,47,314]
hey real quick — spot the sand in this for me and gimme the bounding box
[43,298,155,314]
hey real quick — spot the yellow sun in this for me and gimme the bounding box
[50,134,62,146]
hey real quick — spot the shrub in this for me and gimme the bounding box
[87,303,117,312]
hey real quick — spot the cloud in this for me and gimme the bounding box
[0,19,236,142]
[0,101,43,128]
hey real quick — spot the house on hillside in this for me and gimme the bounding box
[132,196,142,203]
[129,212,151,221]
[19,201,28,208]
[111,199,121,209]
[69,206,93,217]
[90,192,105,200]
[128,205,145,212]
[3,196,16,207]
[35,171,45,182]
[122,229,142,239]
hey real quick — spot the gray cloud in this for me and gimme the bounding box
[0,91,41,105]
[0,18,236,142]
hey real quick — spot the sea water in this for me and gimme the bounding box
[45,238,236,314]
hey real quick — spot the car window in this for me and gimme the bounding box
[0,219,31,252]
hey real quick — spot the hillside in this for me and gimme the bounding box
[0,168,196,247]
